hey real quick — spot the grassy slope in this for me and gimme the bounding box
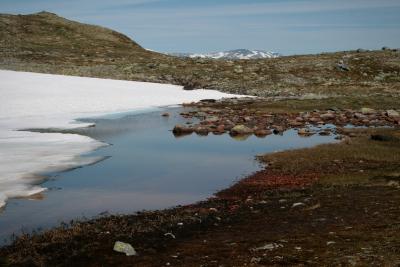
[1,12,400,97]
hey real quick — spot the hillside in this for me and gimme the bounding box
[1,12,400,98]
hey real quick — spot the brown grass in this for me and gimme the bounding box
[260,128,400,185]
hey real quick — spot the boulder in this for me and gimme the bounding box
[172,124,193,136]
[230,125,253,135]
[386,110,399,118]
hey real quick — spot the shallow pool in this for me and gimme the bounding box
[0,107,337,242]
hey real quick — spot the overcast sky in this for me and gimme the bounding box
[1,0,400,54]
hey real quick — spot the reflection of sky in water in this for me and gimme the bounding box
[0,107,337,242]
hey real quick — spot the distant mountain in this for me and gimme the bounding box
[170,49,281,60]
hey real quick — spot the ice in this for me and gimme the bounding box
[0,70,242,208]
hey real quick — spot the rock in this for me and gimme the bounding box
[194,126,209,136]
[113,241,137,256]
[289,120,303,127]
[337,61,350,71]
[320,113,335,120]
[164,233,176,239]
[252,243,283,251]
[273,126,284,134]
[212,124,226,135]
[292,202,305,208]
[297,128,313,136]
[319,131,331,136]
[386,110,399,118]
[360,108,375,114]
[354,113,367,119]
[233,66,243,74]
[172,124,193,136]
[161,112,170,117]
[199,99,216,103]
[205,116,219,123]
[254,129,272,137]
[230,125,253,135]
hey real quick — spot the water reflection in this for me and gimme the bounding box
[0,107,337,242]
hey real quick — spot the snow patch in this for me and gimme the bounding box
[0,70,242,208]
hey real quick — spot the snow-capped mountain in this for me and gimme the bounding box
[170,49,280,60]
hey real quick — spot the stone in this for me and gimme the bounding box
[161,112,170,117]
[194,126,209,136]
[172,125,193,136]
[386,110,399,118]
[292,202,305,208]
[297,128,314,136]
[113,241,137,256]
[319,131,331,136]
[337,61,350,71]
[254,129,271,137]
[354,113,367,119]
[205,116,219,123]
[360,108,375,114]
[320,113,335,120]
[289,120,303,127]
[199,99,216,103]
[230,125,253,135]
[273,126,284,134]
[252,243,283,251]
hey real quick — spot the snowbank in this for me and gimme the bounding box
[0,70,242,208]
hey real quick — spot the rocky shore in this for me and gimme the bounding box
[171,97,400,139]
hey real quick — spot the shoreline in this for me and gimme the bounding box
[1,108,399,265]
[0,69,241,210]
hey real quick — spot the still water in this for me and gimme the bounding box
[0,107,337,242]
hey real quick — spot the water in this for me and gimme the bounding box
[0,107,337,242]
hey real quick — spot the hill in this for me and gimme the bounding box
[1,12,399,98]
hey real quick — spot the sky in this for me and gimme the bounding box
[1,0,400,55]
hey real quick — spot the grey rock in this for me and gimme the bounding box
[386,110,399,118]
[113,241,137,256]
[230,125,253,135]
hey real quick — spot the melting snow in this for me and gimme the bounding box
[0,70,242,208]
